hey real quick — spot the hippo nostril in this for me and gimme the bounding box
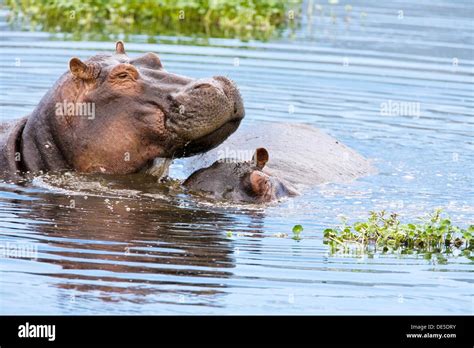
[193,83,212,91]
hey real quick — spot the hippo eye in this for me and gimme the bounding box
[110,64,139,82]
[117,72,129,79]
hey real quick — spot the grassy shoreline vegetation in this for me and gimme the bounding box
[4,0,302,41]
[322,210,473,261]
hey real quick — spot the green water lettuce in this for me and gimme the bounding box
[323,209,473,257]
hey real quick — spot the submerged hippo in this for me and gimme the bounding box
[181,122,377,191]
[183,147,298,203]
[0,41,244,179]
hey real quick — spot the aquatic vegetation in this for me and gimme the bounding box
[292,224,303,240]
[323,210,473,257]
[4,0,302,41]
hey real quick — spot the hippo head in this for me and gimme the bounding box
[16,41,244,175]
[183,148,299,203]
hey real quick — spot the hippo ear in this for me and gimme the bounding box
[115,41,126,55]
[69,58,96,80]
[252,147,269,169]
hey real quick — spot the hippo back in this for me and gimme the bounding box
[179,122,376,191]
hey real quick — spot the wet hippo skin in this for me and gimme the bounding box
[181,122,377,191]
[0,41,245,179]
[183,147,299,203]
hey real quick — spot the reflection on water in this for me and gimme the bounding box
[0,0,473,314]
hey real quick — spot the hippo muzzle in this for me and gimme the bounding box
[167,76,245,157]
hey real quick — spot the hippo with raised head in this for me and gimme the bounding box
[183,147,298,203]
[0,41,244,179]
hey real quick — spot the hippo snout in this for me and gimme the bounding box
[213,76,245,119]
[185,76,243,120]
[185,77,243,116]
[166,75,245,156]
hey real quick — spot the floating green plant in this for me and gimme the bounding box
[323,209,473,257]
[292,224,303,240]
